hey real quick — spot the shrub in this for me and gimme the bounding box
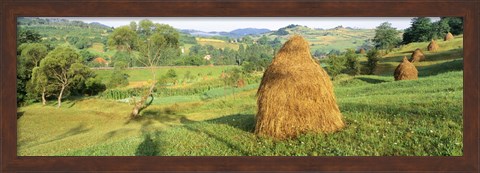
[324,54,346,80]
[366,49,381,75]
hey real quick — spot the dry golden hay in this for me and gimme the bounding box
[394,56,418,81]
[237,78,245,88]
[220,71,226,79]
[255,35,345,140]
[444,32,454,41]
[427,39,439,52]
[410,48,425,62]
[93,57,108,64]
[359,48,366,54]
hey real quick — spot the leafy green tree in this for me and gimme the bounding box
[223,68,242,100]
[314,49,324,58]
[344,49,361,76]
[324,54,346,80]
[402,17,433,44]
[79,49,96,63]
[441,17,463,35]
[112,51,132,67]
[241,44,273,72]
[84,77,107,96]
[183,70,195,83]
[17,28,41,45]
[242,36,253,44]
[108,26,138,67]
[107,61,129,88]
[270,37,283,53]
[373,22,401,51]
[182,55,205,66]
[431,19,451,39]
[236,44,246,65]
[366,49,381,75]
[272,28,289,36]
[166,69,178,79]
[257,35,269,45]
[36,46,93,107]
[20,43,48,68]
[29,66,57,105]
[129,21,137,31]
[138,19,154,37]
[74,37,92,49]
[17,43,49,104]
[188,44,208,56]
[128,22,180,118]
[66,36,80,46]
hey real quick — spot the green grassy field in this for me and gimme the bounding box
[196,37,241,50]
[258,26,375,54]
[17,36,463,156]
[94,65,234,82]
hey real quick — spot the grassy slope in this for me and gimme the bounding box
[257,26,375,54]
[18,72,463,156]
[94,65,235,82]
[17,36,464,156]
[373,35,463,76]
[196,38,241,50]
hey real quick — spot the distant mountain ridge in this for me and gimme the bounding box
[18,17,112,30]
[180,28,271,38]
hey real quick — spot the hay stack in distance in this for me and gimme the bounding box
[410,48,425,62]
[444,32,454,41]
[427,39,439,52]
[255,35,344,140]
[237,78,245,88]
[394,56,418,81]
[359,48,366,54]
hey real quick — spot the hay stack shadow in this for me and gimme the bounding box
[255,35,344,140]
[394,56,418,81]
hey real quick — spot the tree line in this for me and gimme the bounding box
[323,17,463,79]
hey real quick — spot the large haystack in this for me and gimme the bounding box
[410,48,425,62]
[444,32,454,41]
[427,39,439,52]
[394,56,418,81]
[255,35,344,140]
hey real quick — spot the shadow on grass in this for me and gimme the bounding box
[180,122,250,156]
[135,133,160,156]
[422,48,463,62]
[204,114,256,133]
[53,123,92,141]
[374,63,398,76]
[125,108,256,155]
[103,128,135,140]
[382,48,462,63]
[125,105,185,125]
[17,111,24,119]
[417,59,463,77]
[26,123,92,147]
[167,114,255,155]
[354,77,389,84]
[340,101,461,120]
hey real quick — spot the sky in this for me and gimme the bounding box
[51,17,440,32]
